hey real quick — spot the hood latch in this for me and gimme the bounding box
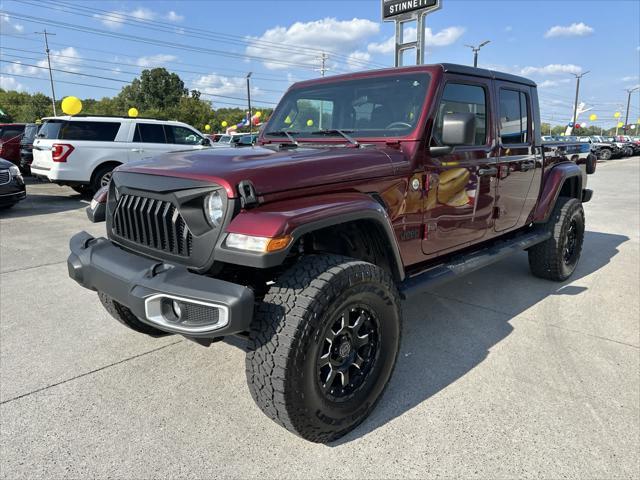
[238,180,259,209]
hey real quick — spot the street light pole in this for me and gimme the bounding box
[623,86,639,134]
[35,29,57,116]
[570,71,590,135]
[465,40,490,68]
[246,72,253,136]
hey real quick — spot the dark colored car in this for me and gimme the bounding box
[0,157,26,209]
[19,123,40,175]
[231,133,258,146]
[0,124,26,168]
[68,63,595,443]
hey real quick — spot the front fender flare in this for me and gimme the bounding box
[214,192,405,280]
[533,163,583,223]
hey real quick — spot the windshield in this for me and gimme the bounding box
[21,124,40,143]
[266,73,431,139]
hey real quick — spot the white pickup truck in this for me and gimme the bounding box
[31,116,210,194]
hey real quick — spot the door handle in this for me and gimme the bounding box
[130,148,143,152]
[478,167,498,176]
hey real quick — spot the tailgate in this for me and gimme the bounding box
[31,140,54,169]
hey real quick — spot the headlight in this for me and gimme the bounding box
[8,165,20,178]
[204,191,224,227]
[225,233,292,253]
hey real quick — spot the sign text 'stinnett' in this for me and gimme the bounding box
[383,0,438,19]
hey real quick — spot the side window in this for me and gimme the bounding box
[0,126,24,141]
[134,123,167,143]
[433,83,487,146]
[168,126,202,145]
[58,122,120,141]
[499,89,530,144]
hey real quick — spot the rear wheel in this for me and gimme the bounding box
[90,164,117,194]
[528,197,585,281]
[246,254,402,443]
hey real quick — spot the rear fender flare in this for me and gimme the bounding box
[533,163,583,223]
[214,192,405,280]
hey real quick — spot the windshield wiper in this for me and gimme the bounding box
[310,129,360,147]
[265,130,299,145]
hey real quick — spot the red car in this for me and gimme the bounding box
[0,124,26,168]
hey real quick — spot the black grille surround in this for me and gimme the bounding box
[112,194,193,257]
[0,170,10,185]
[106,172,236,272]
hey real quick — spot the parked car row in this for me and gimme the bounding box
[542,134,640,160]
[0,157,26,209]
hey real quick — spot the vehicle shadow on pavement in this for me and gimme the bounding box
[0,184,89,219]
[329,230,629,445]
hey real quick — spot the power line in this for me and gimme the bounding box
[23,0,386,70]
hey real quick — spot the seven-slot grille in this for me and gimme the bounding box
[112,194,192,256]
[0,170,10,185]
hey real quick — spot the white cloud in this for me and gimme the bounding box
[0,76,25,91]
[192,74,261,97]
[0,13,24,33]
[520,64,582,76]
[135,54,178,67]
[246,18,380,70]
[94,8,155,29]
[537,78,571,88]
[347,51,371,70]
[367,26,465,54]
[47,47,83,73]
[166,11,184,22]
[622,75,639,82]
[545,22,594,38]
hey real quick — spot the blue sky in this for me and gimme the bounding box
[1,0,639,128]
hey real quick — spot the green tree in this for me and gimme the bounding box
[118,68,187,111]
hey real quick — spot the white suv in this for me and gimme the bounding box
[31,116,210,194]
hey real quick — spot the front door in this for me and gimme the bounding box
[422,79,498,256]
[493,85,539,232]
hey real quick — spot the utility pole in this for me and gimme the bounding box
[315,53,329,129]
[35,29,57,116]
[569,71,590,135]
[623,86,639,134]
[246,72,252,136]
[465,41,490,68]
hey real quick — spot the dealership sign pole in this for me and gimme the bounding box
[382,0,442,67]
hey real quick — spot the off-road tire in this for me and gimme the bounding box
[599,148,612,161]
[246,254,402,443]
[528,197,585,281]
[98,291,170,337]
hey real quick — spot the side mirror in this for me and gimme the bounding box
[441,112,476,146]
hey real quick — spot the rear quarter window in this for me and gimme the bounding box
[59,121,121,141]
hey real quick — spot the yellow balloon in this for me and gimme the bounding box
[306,119,314,127]
[254,111,262,119]
[204,124,211,131]
[221,121,228,128]
[128,107,139,118]
[614,112,621,119]
[61,96,82,116]
[284,116,292,124]
[617,122,624,128]
[589,114,598,122]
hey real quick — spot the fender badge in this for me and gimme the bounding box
[411,178,421,191]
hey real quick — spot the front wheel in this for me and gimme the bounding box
[599,149,612,160]
[528,197,585,281]
[246,255,402,443]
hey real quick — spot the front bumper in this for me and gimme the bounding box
[67,231,255,338]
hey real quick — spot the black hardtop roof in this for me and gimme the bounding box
[291,63,537,88]
[439,63,537,87]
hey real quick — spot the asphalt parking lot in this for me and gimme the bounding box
[1,158,638,479]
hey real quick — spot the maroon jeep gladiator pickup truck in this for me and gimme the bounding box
[69,63,595,442]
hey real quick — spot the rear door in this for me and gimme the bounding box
[130,123,170,160]
[493,84,540,232]
[422,77,498,255]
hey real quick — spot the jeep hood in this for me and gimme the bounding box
[119,145,396,197]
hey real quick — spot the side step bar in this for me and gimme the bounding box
[399,229,551,299]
